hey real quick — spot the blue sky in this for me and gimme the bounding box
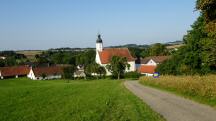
[0,0,199,50]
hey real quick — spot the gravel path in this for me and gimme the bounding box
[124,81,216,121]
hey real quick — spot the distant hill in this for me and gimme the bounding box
[107,44,149,49]
[107,41,184,49]
[164,40,184,46]
[11,40,184,59]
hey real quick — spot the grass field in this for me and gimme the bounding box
[140,75,216,108]
[0,78,164,121]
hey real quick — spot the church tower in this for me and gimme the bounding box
[96,34,103,52]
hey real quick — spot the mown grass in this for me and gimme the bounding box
[0,78,165,121]
[140,75,216,108]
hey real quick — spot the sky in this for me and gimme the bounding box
[0,0,199,50]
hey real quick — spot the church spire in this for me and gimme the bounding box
[96,34,103,43]
[96,34,103,52]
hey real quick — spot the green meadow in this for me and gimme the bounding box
[0,78,164,121]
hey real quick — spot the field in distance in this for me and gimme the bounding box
[16,50,43,60]
[0,78,164,121]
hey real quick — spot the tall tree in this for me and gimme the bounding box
[63,65,77,81]
[106,56,130,80]
[197,0,216,68]
[97,66,106,78]
[157,0,216,75]
[196,0,216,37]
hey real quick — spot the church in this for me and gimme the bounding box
[95,34,136,75]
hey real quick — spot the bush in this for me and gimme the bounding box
[124,72,141,79]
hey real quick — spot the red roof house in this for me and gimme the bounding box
[0,66,30,79]
[138,56,170,76]
[138,65,157,76]
[141,56,170,65]
[98,48,135,64]
[27,66,64,80]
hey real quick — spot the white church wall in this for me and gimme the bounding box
[95,51,102,65]
[100,61,136,76]
[96,43,103,52]
[126,61,136,72]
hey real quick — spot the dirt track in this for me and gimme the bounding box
[124,81,216,121]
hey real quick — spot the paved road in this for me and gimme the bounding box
[124,81,216,121]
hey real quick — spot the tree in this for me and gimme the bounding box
[196,0,216,70]
[41,73,47,80]
[106,56,130,80]
[5,57,16,66]
[149,43,168,56]
[63,65,77,82]
[0,60,5,67]
[85,63,106,79]
[157,3,216,75]
[196,0,216,37]
[97,66,106,78]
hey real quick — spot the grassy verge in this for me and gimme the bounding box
[139,75,216,108]
[0,78,165,121]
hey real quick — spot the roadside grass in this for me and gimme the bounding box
[139,75,216,108]
[0,78,165,121]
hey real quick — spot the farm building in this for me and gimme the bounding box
[27,66,63,80]
[0,56,6,60]
[95,34,136,75]
[74,65,86,78]
[138,56,170,76]
[0,66,30,79]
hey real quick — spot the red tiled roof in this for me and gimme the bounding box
[32,66,63,77]
[138,65,156,74]
[0,66,30,77]
[98,48,135,64]
[141,56,170,64]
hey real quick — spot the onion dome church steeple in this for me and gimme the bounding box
[96,34,103,43]
[96,34,103,52]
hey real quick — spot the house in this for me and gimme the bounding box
[138,56,170,76]
[95,34,136,75]
[0,56,6,60]
[0,66,30,79]
[74,70,86,78]
[74,65,86,78]
[27,66,63,80]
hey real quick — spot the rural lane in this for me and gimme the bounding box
[124,81,216,121]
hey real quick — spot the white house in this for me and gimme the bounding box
[95,34,136,75]
[27,66,63,80]
[0,56,6,60]
[74,65,86,78]
[138,56,170,76]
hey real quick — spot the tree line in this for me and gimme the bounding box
[157,0,216,75]
[0,51,27,67]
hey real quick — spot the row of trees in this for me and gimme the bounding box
[35,50,96,66]
[157,0,216,75]
[129,43,169,59]
[0,51,27,67]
